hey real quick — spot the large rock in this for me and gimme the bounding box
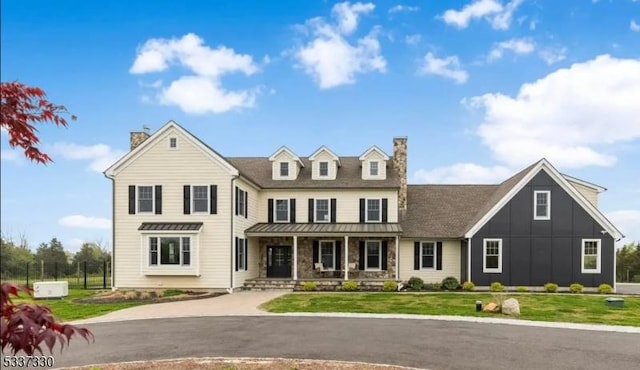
[502,298,520,316]
[483,302,499,312]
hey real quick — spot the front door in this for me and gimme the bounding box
[267,246,292,278]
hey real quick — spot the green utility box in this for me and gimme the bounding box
[605,297,624,308]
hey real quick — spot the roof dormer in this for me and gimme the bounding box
[269,146,304,180]
[309,145,341,180]
[359,145,389,180]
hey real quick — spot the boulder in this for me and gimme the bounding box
[501,298,520,316]
[483,302,499,312]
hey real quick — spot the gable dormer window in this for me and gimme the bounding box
[370,161,379,176]
[534,190,551,220]
[319,161,329,177]
[280,162,289,177]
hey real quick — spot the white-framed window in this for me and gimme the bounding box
[315,198,330,223]
[319,161,329,177]
[169,137,178,149]
[192,185,209,213]
[483,239,502,273]
[320,240,336,270]
[420,241,436,269]
[149,236,191,266]
[237,238,246,271]
[365,240,382,270]
[237,189,246,217]
[534,190,551,220]
[280,162,289,177]
[137,186,154,213]
[274,199,290,222]
[581,239,601,273]
[365,198,381,222]
[370,161,379,176]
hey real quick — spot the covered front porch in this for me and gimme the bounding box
[245,223,403,281]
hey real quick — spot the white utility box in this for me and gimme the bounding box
[33,281,69,298]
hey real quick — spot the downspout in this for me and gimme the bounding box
[228,175,239,294]
[103,173,116,291]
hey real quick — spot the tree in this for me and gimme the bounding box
[72,242,110,275]
[0,236,34,278]
[34,238,70,278]
[616,242,640,282]
[1,81,76,164]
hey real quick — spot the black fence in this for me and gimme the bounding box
[1,260,111,289]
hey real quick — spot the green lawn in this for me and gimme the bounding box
[263,292,640,327]
[10,289,144,321]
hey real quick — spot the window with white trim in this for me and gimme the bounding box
[420,241,436,269]
[319,161,329,177]
[149,236,191,266]
[237,189,247,217]
[280,162,289,177]
[238,238,246,271]
[534,190,551,220]
[274,199,289,222]
[320,240,335,270]
[315,199,330,222]
[581,239,601,273]
[370,161,379,176]
[366,198,381,222]
[483,239,502,273]
[192,186,209,213]
[365,240,382,270]
[138,186,154,213]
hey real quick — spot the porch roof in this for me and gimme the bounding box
[245,222,402,237]
[138,222,203,231]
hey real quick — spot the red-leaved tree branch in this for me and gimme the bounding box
[0,81,77,164]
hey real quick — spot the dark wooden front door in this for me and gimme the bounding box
[267,246,292,278]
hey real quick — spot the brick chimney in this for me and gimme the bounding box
[130,125,151,151]
[393,137,407,211]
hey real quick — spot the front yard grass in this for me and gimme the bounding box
[263,292,640,327]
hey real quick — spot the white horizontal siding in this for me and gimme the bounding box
[398,240,461,283]
[233,178,260,287]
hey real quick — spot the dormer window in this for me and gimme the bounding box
[280,162,289,177]
[370,161,379,176]
[269,146,304,180]
[359,145,389,180]
[319,162,329,177]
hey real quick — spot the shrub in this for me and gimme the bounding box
[598,283,613,294]
[302,282,317,291]
[382,280,398,292]
[544,283,558,293]
[0,282,94,355]
[406,276,424,291]
[490,282,505,292]
[341,280,359,291]
[425,283,442,291]
[461,281,475,291]
[569,283,584,293]
[441,276,460,291]
[516,286,528,292]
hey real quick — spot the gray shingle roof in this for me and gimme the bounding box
[227,157,401,189]
[246,222,402,236]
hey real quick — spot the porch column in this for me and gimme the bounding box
[395,235,400,280]
[344,235,349,280]
[293,235,298,281]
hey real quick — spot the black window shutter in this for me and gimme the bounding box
[235,237,239,272]
[382,198,388,222]
[382,241,388,270]
[414,242,420,270]
[437,242,443,271]
[290,199,296,223]
[330,198,337,223]
[128,185,136,214]
[244,192,248,219]
[267,199,274,223]
[244,239,248,270]
[313,240,319,267]
[210,185,217,214]
[154,185,162,214]
[335,240,342,270]
[183,185,191,215]
[308,198,314,223]
[235,187,239,216]
[359,199,365,223]
[359,241,365,270]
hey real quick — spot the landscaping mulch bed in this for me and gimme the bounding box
[74,290,225,304]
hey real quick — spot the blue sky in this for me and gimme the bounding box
[1,0,639,252]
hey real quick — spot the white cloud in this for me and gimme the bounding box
[293,2,386,89]
[50,142,126,172]
[441,0,523,30]
[412,163,512,184]
[66,238,85,253]
[130,33,261,114]
[538,47,567,65]
[405,34,421,45]
[418,52,469,84]
[0,149,21,163]
[389,5,420,13]
[631,20,640,32]
[488,38,535,61]
[59,215,111,229]
[606,210,640,244]
[466,55,640,168]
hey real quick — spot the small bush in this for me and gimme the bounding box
[441,276,460,291]
[341,280,359,291]
[516,286,528,292]
[569,283,584,293]
[544,283,558,293]
[425,282,442,291]
[462,281,475,291]
[382,280,398,292]
[598,283,613,294]
[490,282,505,292]
[406,276,424,291]
[302,282,317,291]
